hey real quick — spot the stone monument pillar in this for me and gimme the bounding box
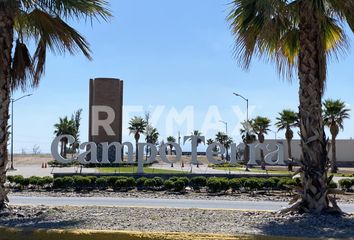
[89,78,123,144]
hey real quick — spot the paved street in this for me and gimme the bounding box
[8,196,354,213]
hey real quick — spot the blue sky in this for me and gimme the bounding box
[12,0,354,153]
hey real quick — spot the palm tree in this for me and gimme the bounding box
[191,130,202,146]
[228,0,354,213]
[0,0,110,208]
[275,110,299,171]
[54,117,76,158]
[145,125,159,158]
[166,136,176,155]
[252,117,271,170]
[71,109,83,153]
[240,120,256,170]
[128,116,147,162]
[323,99,350,173]
[215,132,227,160]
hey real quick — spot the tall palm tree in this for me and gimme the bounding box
[54,117,76,158]
[228,0,354,213]
[240,120,256,170]
[145,125,159,158]
[71,109,83,153]
[166,136,176,155]
[252,117,271,170]
[128,116,147,162]
[275,110,299,171]
[323,99,350,173]
[215,132,229,160]
[190,130,203,146]
[0,0,110,208]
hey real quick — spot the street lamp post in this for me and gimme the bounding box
[9,94,32,171]
[233,92,250,171]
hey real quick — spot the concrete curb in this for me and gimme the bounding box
[0,227,346,240]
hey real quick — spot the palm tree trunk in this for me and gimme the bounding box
[287,138,293,171]
[331,136,337,173]
[297,1,330,213]
[260,149,265,170]
[135,140,138,162]
[0,6,14,208]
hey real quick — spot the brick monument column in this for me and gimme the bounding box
[89,78,123,144]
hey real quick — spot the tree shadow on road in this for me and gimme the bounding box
[258,213,354,238]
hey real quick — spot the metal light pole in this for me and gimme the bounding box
[10,94,32,171]
[219,120,228,135]
[233,93,249,123]
[233,92,250,171]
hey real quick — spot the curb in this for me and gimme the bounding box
[0,227,346,240]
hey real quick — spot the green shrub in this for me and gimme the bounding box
[96,177,108,190]
[74,176,91,190]
[339,179,353,191]
[263,178,276,189]
[328,181,338,189]
[244,178,259,191]
[164,180,175,191]
[126,177,136,189]
[269,177,281,185]
[7,175,15,183]
[87,176,97,186]
[153,177,164,187]
[229,178,242,192]
[114,179,128,191]
[136,177,147,190]
[144,179,156,190]
[238,177,248,187]
[177,177,189,186]
[168,176,179,182]
[277,178,290,190]
[62,176,74,188]
[53,178,64,188]
[173,180,186,192]
[219,178,230,192]
[29,176,41,186]
[190,176,207,190]
[42,176,53,185]
[21,178,30,188]
[206,177,221,193]
[106,176,120,188]
[13,175,25,185]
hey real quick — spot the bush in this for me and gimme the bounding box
[164,180,175,191]
[7,175,15,183]
[244,178,259,191]
[62,176,74,188]
[106,176,120,188]
[136,177,147,190]
[29,176,41,186]
[328,181,338,189]
[74,176,91,190]
[13,175,25,185]
[229,178,242,192]
[339,179,353,191]
[168,176,179,182]
[96,177,108,190]
[173,180,186,192]
[153,177,164,187]
[269,177,281,186]
[263,178,276,190]
[190,176,207,190]
[53,178,64,188]
[144,179,156,190]
[114,179,129,191]
[219,178,230,192]
[206,177,221,193]
[177,177,189,186]
[126,177,136,189]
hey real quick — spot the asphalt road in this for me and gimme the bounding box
[8,196,354,213]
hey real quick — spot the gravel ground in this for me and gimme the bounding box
[9,189,354,203]
[1,205,354,238]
